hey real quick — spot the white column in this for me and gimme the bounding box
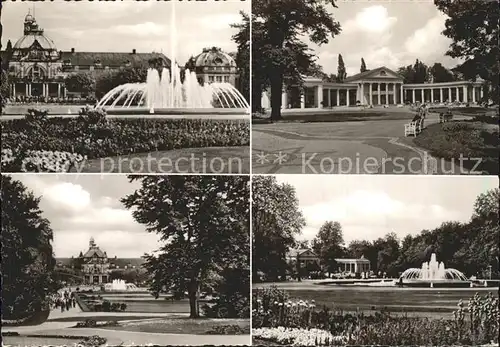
[369,83,373,105]
[300,91,305,109]
[336,89,340,106]
[13,84,16,97]
[448,87,452,101]
[412,89,416,103]
[472,87,476,103]
[57,84,61,98]
[360,83,364,105]
[63,86,67,98]
[28,84,32,97]
[439,88,443,102]
[456,87,460,101]
[480,86,484,100]
[393,83,397,105]
[385,84,389,105]
[346,89,350,106]
[377,83,381,105]
[281,91,287,109]
[421,89,424,103]
[430,88,434,103]
[317,85,323,108]
[463,86,468,103]
[25,84,29,96]
[400,84,403,104]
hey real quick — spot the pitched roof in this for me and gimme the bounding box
[83,247,106,258]
[287,248,318,258]
[344,66,402,82]
[59,51,170,68]
[55,257,145,268]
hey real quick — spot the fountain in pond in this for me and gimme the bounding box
[95,63,249,116]
[398,253,470,288]
[104,279,138,291]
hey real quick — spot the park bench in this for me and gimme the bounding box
[404,118,424,137]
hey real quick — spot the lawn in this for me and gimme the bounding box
[253,110,414,124]
[99,318,250,335]
[1,336,81,346]
[414,121,498,174]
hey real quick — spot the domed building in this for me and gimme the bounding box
[188,47,239,87]
[2,11,169,100]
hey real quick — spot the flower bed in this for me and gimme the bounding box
[253,286,499,346]
[1,108,250,172]
[253,327,346,346]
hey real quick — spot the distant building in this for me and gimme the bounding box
[55,237,145,285]
[286,247,371,275]
[2,11,169,99]
[190,47,239,87]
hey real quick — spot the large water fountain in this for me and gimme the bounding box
[96,64,249,116]
[398,253,470,288]
[104,279,139,291]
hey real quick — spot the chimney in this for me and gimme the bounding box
[132,49,136,54]
[71,48,75,53]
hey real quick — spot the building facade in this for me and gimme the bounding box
[263,66,487,109]
[335,256,371,275]
[55,237,145,285]
[2,12,169,100]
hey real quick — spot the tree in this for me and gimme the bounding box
[413,59,429,84]
[312,221,344,273]
[1,175,59,321]
[337,54,347,82]
[121,176,249,318]
[360,57,367,73]
[434,0,499,103]
[397,65,416,85]
[231,11,250,104]
[1,69,10,112]
[252,0,341,120]
[65,72,96,96]
[429,62,455,83]
[2,39,13,71]
[95,66,148,99]
[252,176,305,281]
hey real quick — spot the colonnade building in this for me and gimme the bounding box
[266,67,487,109]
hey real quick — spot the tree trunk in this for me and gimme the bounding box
[188,281,199,318]
[252,83,263,113]
[270,73,284,121]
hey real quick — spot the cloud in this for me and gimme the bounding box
[404,12,451,60]
[42,183,91,213]
[112,22,169,37]
[342,5,397,35]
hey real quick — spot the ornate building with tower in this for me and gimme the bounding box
[189,47,239,87]
[56,237,144,285]
[2,11,169,100]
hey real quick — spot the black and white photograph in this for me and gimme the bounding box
[251,0,498,175]
[1,174,251,346]
[1,0,250,173]
[252,175,499,346]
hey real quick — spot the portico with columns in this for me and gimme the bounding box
[269,66,488,110]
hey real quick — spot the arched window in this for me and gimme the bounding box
[28,65,45,79]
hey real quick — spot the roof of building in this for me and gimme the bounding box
[83,247,106,258]
[59,51,170,68]
[287,248,318,258]
[344,66,402,82]
[13,34,57,51]
[194,47,236,68]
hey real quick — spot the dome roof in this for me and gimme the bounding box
[25,14,34,22]
[194,47,236,68]
[13,33,57,51]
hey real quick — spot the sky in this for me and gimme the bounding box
[9,174,162,258]
[275,175,498,245]
[1,0,249,65]
[304,1,460,76]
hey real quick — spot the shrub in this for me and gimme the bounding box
[78,335,107,347]
[206,324,247,335]
[120,303,127,311]
[101,300,111,312]
[75,319,97,328]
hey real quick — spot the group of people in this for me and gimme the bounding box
[52,289,77,312]
[411,104,429,123]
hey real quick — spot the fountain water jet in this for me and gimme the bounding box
[104,279,139,291]
[398,253,470,288]
[95,64,249,117]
